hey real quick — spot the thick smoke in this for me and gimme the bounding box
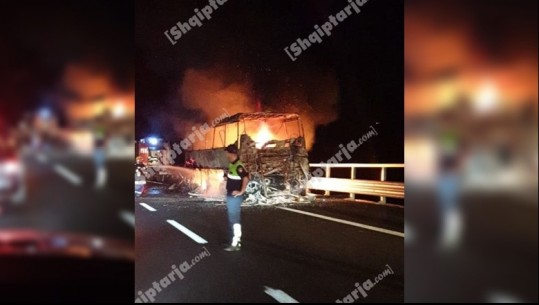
[180,68,257,121]
[177,66,339,150]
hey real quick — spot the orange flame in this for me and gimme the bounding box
[252,122,274,148]
[192,168,225,196]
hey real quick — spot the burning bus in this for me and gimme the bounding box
[187,112,311,204]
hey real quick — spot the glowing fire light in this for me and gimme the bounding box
[474,81,499,114]
[112,101,126,118]
[253,122,274,148]
[192,169,225,197]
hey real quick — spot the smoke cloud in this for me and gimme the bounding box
[178,66,339,150]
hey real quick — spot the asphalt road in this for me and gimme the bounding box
[405,187,538,302]
[135,189,404,303]
[0,148,134,302]
[0,148,134,242]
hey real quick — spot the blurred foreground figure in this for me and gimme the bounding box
[93,115,108,189]
[436,107,465,250]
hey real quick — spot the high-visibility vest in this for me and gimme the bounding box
[227,160,244,180]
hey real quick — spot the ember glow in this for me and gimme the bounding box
[473,81,498,114]
[253,122,273,148]
[192,168,225,198]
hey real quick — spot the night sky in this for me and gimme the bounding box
[136,0,404,164]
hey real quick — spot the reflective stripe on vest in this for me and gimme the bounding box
[227,174,242,180]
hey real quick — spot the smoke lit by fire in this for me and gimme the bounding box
[177,67,339,150]
[180,68,256,122]
[405,3,538,116]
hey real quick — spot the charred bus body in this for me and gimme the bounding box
[186,113,311,203]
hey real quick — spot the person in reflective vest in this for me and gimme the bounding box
[223,144,249,251]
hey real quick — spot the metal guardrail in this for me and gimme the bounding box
[307,163,404,203]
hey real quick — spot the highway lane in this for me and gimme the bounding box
[135,196,404,302]
[0,149,134,241]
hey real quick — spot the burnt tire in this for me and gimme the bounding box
[289,178,307,196]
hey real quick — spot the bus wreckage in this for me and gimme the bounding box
[186,112,311,204]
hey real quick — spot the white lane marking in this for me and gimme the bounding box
[264,286,299,303]
[120,211,135,228]
[36,153,48,164]
[487,291,523,303]
[278,207,404,238]
[53,164,82,186]
[139,202,157,212]
[166,220,208,244]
